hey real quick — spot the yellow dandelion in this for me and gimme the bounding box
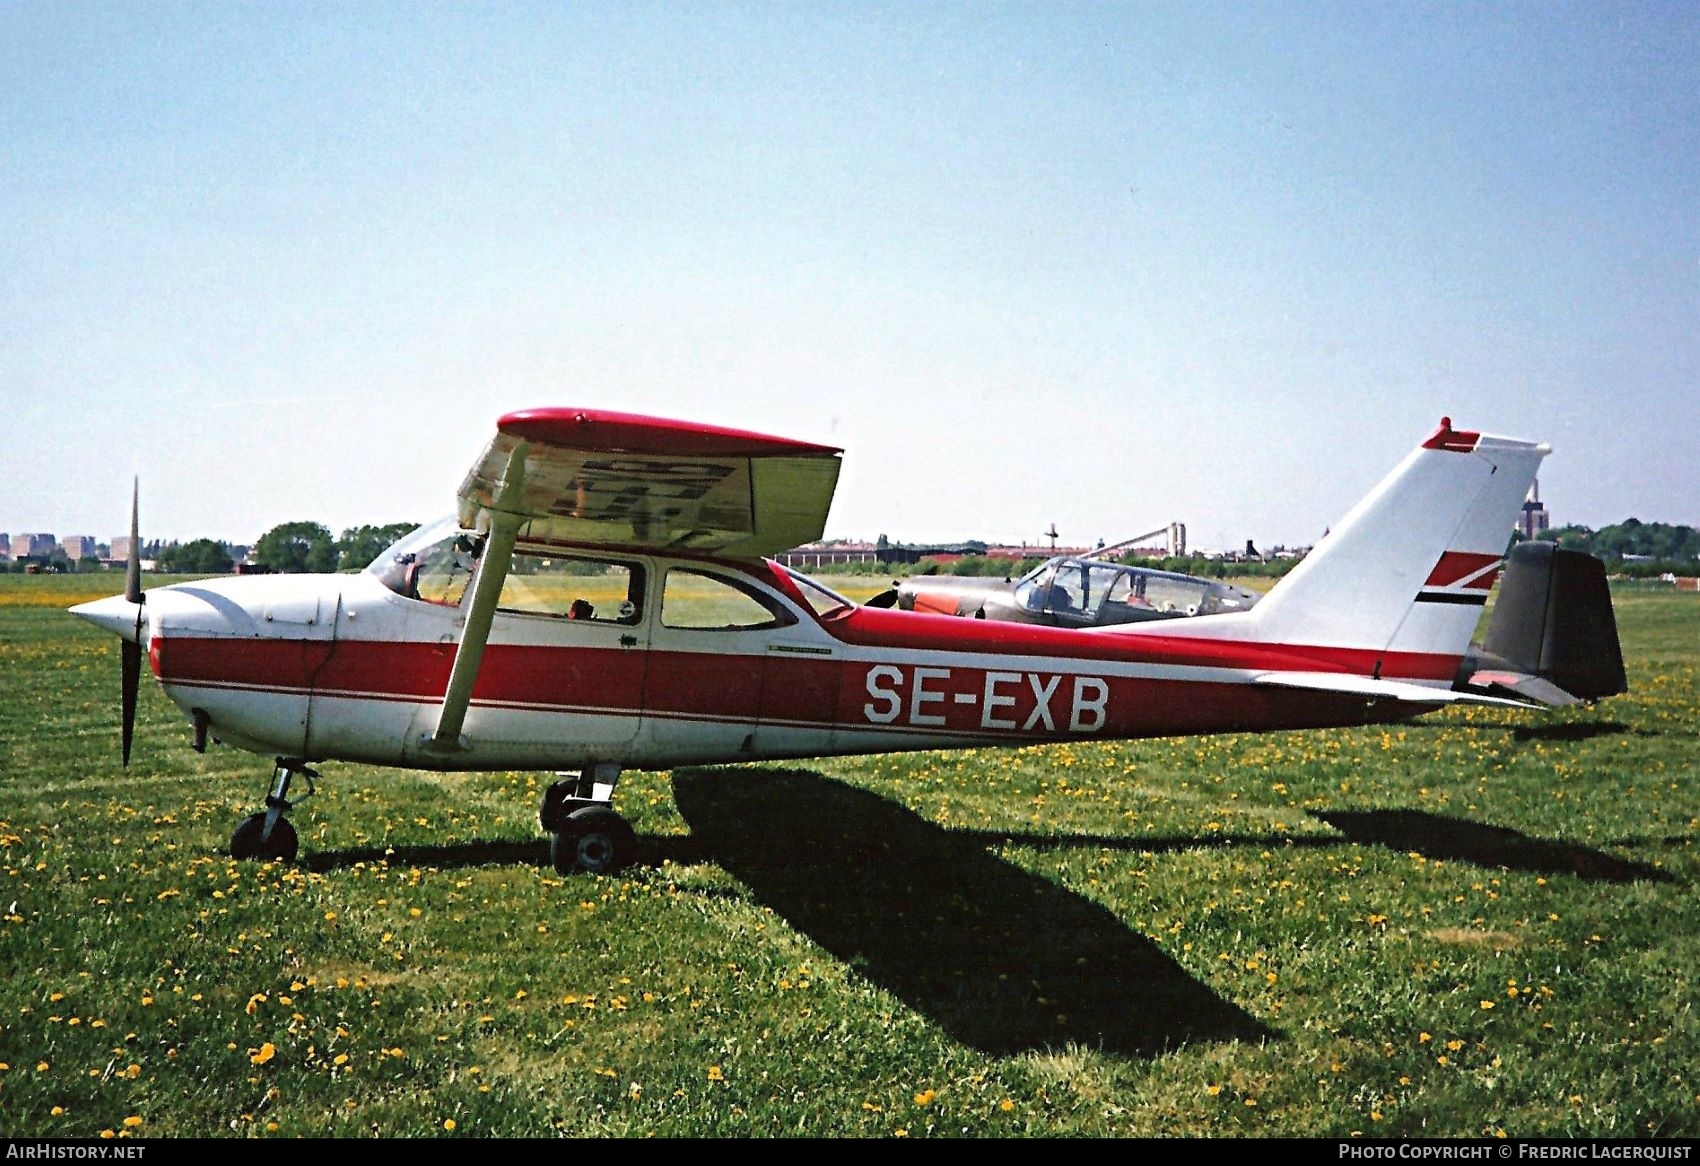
[913,1089,936,1106]
[251,1043,276,1066]
[51,1107,65,1117]
[333,1054,349,1066]
[122,1116,143,1128]
[99,1130,115,1140]
[1480,1000,1495,1010]
[707,1065,724,1082]
[1418,1032,1431,1043]
[443,1119,456,1131]
[999,1098,1015,1112]
[35,1061,49,1072]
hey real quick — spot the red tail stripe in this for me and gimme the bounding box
[1424,551,1503,589]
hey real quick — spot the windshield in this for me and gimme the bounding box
[370,516,483,607]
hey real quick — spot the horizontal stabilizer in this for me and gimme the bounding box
[1251,671,1539,710]
[1460,670,1583,708]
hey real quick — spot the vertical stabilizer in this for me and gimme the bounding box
[1245,419,1548,674]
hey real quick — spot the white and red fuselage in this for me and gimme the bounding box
[72,412,1550,782]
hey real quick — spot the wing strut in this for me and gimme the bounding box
[424,443,529,755]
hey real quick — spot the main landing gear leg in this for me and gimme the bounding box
[230,759,317,863]
[540,763,635,876]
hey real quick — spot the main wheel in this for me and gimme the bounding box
[550,806,636,875]
[230,813,299,862]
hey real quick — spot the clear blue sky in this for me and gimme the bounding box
[4,2,1695,552]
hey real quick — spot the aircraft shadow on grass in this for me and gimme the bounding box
[987,810,1672,885]
[665,766,1274,1059]
[305,769,1275,1058]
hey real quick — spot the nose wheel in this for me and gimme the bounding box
[230,759,316,862]
[231,813,298,862]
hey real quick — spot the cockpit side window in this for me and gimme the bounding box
[1048,563,1085,613]
[661,569,797,631]
[1144,574,1212,616]
[498,553,643,624]
[1015,564,1056,612]
[1083,564,1123,616]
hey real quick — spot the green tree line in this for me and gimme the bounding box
[148,523,419,574]
[1539,520,1700,564]
[251,522,420,573]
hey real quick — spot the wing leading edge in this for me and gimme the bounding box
[457,407,843,559]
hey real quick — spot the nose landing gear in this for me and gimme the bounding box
[230,759,317,862]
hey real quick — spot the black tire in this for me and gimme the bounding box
[551,806,635,875]
[230,813,299,863]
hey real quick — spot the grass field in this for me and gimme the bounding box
[0,573,1694,1138]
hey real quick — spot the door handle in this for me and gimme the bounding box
[619,635,638,647]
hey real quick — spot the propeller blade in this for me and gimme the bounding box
[121,476,144,767]
[121,639,140,766]
[124,477,142,605]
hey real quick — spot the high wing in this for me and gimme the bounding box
[426,408,842,754]
[457,407,843,559]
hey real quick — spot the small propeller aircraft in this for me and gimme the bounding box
[70,409,1624,874]
[885,555,1263,626]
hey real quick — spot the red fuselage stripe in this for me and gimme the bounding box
[152,627,1462,745]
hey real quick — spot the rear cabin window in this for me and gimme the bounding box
[661,569,795,630]
[498,554,643,624]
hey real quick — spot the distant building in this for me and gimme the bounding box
[111,535,134,561]
[10,533,55,559]
[0,533,9,560]
[61,535,98,560]
[1518,481,1550,540]
[774,540,882,568]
